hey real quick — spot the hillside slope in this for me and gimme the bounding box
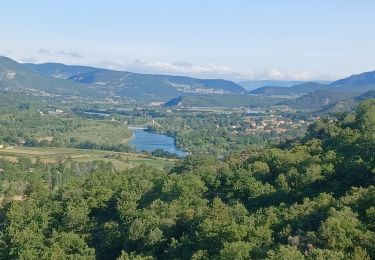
[0,56,96,96]
[330,70,375,92]
[282,90,358,110]
[24,62,96,79]
[251,71,375,96]
[318,90,375,114]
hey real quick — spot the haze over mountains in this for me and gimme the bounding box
[1,55,375,109]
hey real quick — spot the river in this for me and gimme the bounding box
[129,128,186,157]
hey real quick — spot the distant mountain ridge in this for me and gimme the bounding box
[2,55,375,105]
[0,56,96,96]
[24,63,96,79]
[24,61,246,99]
[238,80,311,91]
[250,82,330,95]
[330,70,375,92]
[250,71,375,96]
[68,69,246,99]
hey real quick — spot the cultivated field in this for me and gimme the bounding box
[0,146,175,170]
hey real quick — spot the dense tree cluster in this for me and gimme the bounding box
[0,110,132,152]
[0,100,374,259]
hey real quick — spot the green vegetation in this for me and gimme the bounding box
[0,108,132,152]
[0,99,374,259]
[283,90,358,111]
[319,90,375,114]
[0,91,56,114]
[150,112,267,155]
[0,146,174,171]
[76,105,311,157]
[147,109,309,156]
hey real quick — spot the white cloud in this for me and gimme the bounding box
[0,49,12,56]
[38,49,51,55]
[7,48,334,81]
[102,59,255,80]
[267,69,285,79]
[57,51,83,59]
[255,68,333,82]
[171,61,193,67]
[104,59,331,81]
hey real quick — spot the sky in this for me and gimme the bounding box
[1,0,375,82]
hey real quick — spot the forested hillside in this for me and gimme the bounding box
[0,100,374,259]
[282,90,358,110]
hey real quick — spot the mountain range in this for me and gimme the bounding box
[1,55,375,105]
[250,71,375,96]
[23,60,245,99]
[238,80,310,91]
[0,56,96,97]
[0,56,246,100]
[249,82,331,95]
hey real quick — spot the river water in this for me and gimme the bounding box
[129,128,186,157]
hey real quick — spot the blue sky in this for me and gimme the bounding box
[1,0,375,81]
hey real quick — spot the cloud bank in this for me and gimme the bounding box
[2,48,334,81]
[96,59,331,81]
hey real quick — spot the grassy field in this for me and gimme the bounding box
[0,146,176,170]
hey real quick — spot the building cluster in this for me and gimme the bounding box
[230,116,310,135]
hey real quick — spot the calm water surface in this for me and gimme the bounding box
[129,128,186,157]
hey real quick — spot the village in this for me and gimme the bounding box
[240,115,310,134]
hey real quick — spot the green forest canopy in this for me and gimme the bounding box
[0,99,374,259]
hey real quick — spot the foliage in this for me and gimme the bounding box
[0,100,374,259]
[0,109,132,152]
